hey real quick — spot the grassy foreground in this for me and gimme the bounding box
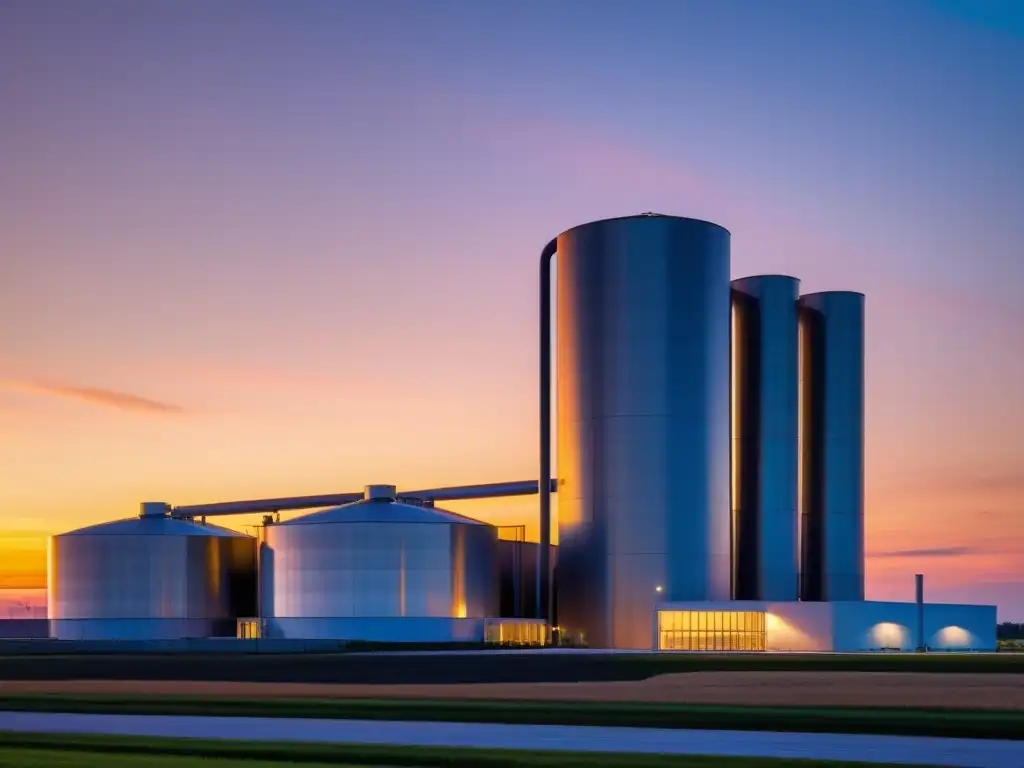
[0,732,943,768]
[0,651,1022,685]
[0,694,1021,740]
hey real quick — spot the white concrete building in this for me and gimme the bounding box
[655,600,997,652]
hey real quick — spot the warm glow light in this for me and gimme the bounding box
[764,610,821,651]
[935,625,972,648]
[869,621,909,649]
[655,585,663,592]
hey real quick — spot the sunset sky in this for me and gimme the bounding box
[1,1,1022,619]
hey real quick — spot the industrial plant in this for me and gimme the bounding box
[45,214,996,652]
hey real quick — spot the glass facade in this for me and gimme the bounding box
[484,618,548,645]
[236,618,263,639]
[658,610,765,651]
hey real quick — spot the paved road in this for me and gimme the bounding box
[1,711,1022,767]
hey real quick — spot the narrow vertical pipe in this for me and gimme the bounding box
[512,537,519,618]
[538,238,557,628]
[916,573,925,651]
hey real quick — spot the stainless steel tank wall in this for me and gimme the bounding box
[798,291,866,602]
[261,522,498,623]
[48,532,257,640]
[555,215,732,649]
[731,276,800,601]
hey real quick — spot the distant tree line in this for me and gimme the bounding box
[998,622,1024,639]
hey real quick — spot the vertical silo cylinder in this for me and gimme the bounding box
[798,291,865,602]
[731,276,801,601]
[555,214,732,649]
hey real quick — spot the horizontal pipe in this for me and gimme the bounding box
[171,479,558,518]
[171,493,363,517]
[402,479,556,502]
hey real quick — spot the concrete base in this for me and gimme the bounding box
[264,617,487,642]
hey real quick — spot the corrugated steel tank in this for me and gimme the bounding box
[261,485,499,640]
[731,275,801,601]
[555,214,733,649]
[47,503,257,640]
[798,291,866,601]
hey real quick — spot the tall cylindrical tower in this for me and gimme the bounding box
[731,275,801,601]
[552,214,732,649]
[798,291,865,602]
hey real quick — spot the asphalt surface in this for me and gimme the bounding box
[1,711,1022,767]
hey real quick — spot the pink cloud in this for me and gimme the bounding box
[1,379,185,415]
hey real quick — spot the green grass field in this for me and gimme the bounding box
[0,732,944,768]
[0,694,1020,740]
[0,651,1021,686]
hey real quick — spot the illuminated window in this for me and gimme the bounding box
[484,619,548,646]
[236,619,262,639]
[657,611,765,651]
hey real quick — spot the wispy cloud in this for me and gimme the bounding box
[1,380,185,415]
[869,546,980,559]
[875,471,1024,498]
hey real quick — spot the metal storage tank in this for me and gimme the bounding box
[545,214,732,649]
[48,503,257,640]
[731,275,801,601]
[798,291,866,602]
[261,484,499,641]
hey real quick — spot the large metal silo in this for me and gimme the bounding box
[48,503,257,640]
[261,484,499,641]
[731,275,801,601]
[798,291,866,602]
[547,214,732,649]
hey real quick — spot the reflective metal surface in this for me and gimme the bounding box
[48,517,257,640]
[798,291,865,602]
[555,215,732,649]
[261,498,499,636]
[731,276,800,601]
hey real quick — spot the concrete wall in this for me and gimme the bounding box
[265,617,486,642]
[0,638,351,654]
[656,600,996,653]
[764,601,832,651]
[50,618,236,641]
[830,601,997,652]
[830,601,915,651]
[924,603,997,651]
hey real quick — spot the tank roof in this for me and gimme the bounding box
[276,498,488,527]
[799,290,866,299]
[558,213,731,239]
[732,274,801,283]
[56,516,250,538]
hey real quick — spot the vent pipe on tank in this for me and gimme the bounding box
[364,484,397,502]
[139,502,169,518]
[538,237,557,628]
